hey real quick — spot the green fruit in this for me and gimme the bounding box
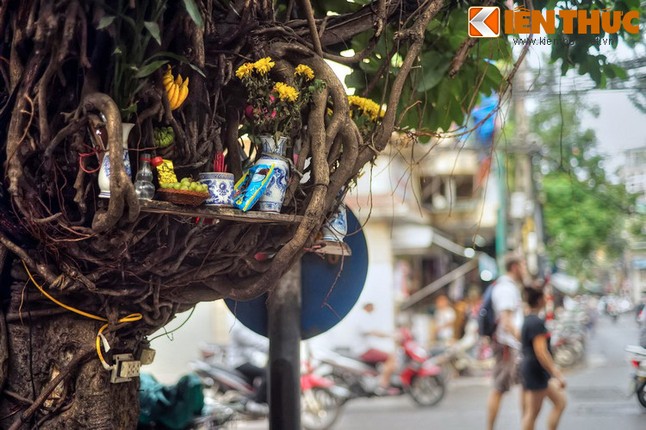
[172,183,181,190]
[153,126,175,148]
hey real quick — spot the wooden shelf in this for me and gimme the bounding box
[139,200,303,224]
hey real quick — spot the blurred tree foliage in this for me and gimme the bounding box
[340,0,643,135]
[528,66,636,277]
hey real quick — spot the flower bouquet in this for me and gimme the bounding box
[234,57,324,213]
[236,57,325,154]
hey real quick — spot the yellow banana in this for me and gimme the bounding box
[162,66,190,110]
[167,83,180,109]
[163,72,174,87]
[163,66,173,82]
[172,83,183,109]
[173,84,184,110]
[163,69,175,103]
[176,80,189,109]
[163,79,174,95]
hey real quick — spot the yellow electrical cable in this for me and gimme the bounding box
[22,261,106,322]
[22,261,143,370]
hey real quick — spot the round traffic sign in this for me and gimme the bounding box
[225,207,368,339]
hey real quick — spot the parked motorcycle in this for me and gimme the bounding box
[314,328,446,407]
[549,311,587,368]
[625,345,646,409]
[190,344,347,430]
[430,319,494,378]
[301,354,349,430]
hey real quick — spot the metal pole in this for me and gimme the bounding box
[495,154,507,272]
[268,260,301,430]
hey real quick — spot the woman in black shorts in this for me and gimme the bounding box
[520,287,567,430]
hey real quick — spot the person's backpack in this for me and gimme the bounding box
[478,282,497,337]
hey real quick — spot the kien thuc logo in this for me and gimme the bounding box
[467,6,640,38]
[468,7,500,38]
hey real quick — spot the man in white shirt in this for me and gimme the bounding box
[487,254,526,430]
[352,303,397,395]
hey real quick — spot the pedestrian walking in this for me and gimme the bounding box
[486,254,526,430]
[433,295,456,346]
[520,286,567,430]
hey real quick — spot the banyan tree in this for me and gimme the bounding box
[0,0,636,427]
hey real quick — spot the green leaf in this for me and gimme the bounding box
[186,62,206,78]
[144,22,162,46]
[610,64,628,80]
[415,52,450,92]
[182,0,204,28]
[588,60,602,86]
[134,60,169,78]
[145,51,206,77]
[482,63,503,93]
[97,16,115,30]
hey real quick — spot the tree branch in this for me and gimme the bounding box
[81,93,140,232]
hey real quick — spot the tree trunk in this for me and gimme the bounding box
[0,284,139,429]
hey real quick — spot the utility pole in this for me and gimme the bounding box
[267,261,302,430]
[510,60,542,276]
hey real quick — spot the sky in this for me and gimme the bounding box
[584,91,645,173]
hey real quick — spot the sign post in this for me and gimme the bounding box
[268,260,301,430]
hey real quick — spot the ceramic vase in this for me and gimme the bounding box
[199,172,235,207]
[254,135,290,213]
[321,203,348,242]
[98,122,133,198]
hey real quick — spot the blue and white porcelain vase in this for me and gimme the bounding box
[98,122,133,198]
[254,135,290,213]
[321,203,348,242]
[199,172,234,207]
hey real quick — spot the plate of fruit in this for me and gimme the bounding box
[156,177,210,206]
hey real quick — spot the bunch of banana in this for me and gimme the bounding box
[162,67,189,110]
[153,126,175,148]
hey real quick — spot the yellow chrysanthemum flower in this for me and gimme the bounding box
[348,95,384,121]
[295,64,315,81]
[235,63,254,80]
[253,57,275,75]
[274,82,299,102]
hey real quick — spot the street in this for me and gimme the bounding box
[237,313,645,429]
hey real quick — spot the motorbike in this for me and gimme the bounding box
[625,344,646,409]
[549,312,587,368]
[300,353,350,430]
[190,344,348,430]
[429,319,494,378]
[314,328,446,407]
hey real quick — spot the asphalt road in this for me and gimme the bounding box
[236,312,645,430]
